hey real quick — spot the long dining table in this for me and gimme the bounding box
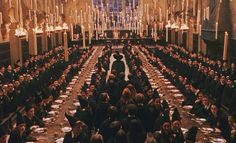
[134,46,227,143]
[30,46,104,143]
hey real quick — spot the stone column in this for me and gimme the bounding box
[51,31,56,48]
[28,22,37,55]
[178,30,182,46]
[106,0,110,16]
[9,23,22,65]
[63,31,69,62]
[58,30,63,45]
[201,40,207,55]
[88,25,91,45]
[188,21,194,51]
[122,0,126,17]
[82,26,86,48]
[42,23,48,52]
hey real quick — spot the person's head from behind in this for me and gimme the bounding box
[90,133,104,143]
[73,120,87,136]
[114,129,128,143]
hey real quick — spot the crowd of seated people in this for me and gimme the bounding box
[60,44,205,143]
[138,44,236,142]
[146,44,236,111]
[0,44,94,142]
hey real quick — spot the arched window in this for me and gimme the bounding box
[93,0,139,13]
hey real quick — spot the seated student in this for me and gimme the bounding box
[1,87,10,120]
[8,113,36,143]
[191,96,211,118]
[228,112,236,143]
[207,104,230,139]
[23,104,45,133]
[185,126,198,143]
[0,125,9,143]
[171,108,184,143]
[154,111,174,143]
[63,113,89,143]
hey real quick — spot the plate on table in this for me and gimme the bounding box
[201,127,214,133]
[196,118,206,122]
[55,100,63,104]
[51,105,60,109]
[183,105,193,110]
[171,89,179,93]
[65,91,71,95]
[177,99,184,102]
[167,85,175,89]
[152,85,158,89]
[174,94,183,97]
[72,79,77,82]
[61,127,72,133]
[163,79,169,82]
[210,138,226,143]
[55,137,64,143]
[74,76,79,79]
[73,102,80,107]
[60,95,68,98]
[69,110,76,114]
[43,117,53,123]
[181,128,188,134]
[149,79,153,82]
[69,82,75,85]
[30,125,39,130]
[66,87,72,90]
[33,128,46,133]
[48,111,57,116]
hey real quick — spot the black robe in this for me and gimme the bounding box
[111,60,125,75]
[63,131,89,143]
[8,129,25,143]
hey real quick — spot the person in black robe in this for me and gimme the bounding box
[94,92,111,129]
[23,104,45,134]
[228,112,236,143]
[171,108,184,143]
[0,125,8,143]
[127,119,146,143]
[185,126,198,143]
[207,104,230,140]
[100,106,118,142]
[229,63,236,81]
[89,133,104,143]
[0,88,10,119]
[74,97,93,130]
[63,113,89,143]
[0,66,6,85]
[111,52,125,75]
[8,112,36,143]
[154,111,174,143]
[222,78,235,108]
